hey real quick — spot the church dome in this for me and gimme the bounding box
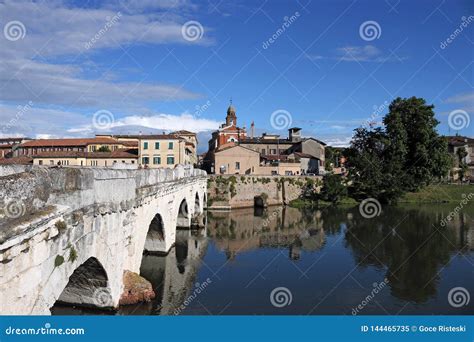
[227,104,236,115]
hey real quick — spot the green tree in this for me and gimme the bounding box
[383,97,450,191]
[346,97,450,203]
[456,147,468,182]
[319,173,347,204]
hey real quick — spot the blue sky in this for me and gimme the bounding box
[0,0,472,150]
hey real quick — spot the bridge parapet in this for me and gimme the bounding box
[0,165,207,243]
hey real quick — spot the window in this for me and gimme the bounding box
[168,142,174,149]
[143,142,148,150]
[38,160,43,165]
[167,155,175,165]
[155,142,160,149]
[153,156,161,165]
[50,160,54,165]
[142,156,150,165]
[270,149,277,155]
[261,149,266,154]
[235,162,240,170]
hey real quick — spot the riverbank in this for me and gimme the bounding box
[287,184,473,208]
[399,184,473,203]
[207,175,322,210]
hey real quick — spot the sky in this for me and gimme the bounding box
[0,0,472,151]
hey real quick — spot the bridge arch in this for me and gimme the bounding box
[144,213,166,253]
[51,257,112,312]
[176,198,190,228]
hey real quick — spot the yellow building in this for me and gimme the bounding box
[137,135,188,168]
[32,150,138,167]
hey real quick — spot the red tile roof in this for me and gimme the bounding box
[31,150,138,159]
[20,137,121,147]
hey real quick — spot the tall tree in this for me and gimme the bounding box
[346,97,450,203]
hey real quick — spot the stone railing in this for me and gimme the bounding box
[0,165,207,232]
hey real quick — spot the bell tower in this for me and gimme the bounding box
[225,100,237,126]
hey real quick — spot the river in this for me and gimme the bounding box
[54,204,474,315]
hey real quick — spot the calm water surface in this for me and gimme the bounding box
[118,204,474,315]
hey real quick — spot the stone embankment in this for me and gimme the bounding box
[207,175,322,209]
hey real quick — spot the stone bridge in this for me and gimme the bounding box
[0,165,207,315]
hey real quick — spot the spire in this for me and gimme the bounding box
[226,99,237,126]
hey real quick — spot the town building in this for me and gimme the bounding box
[447,135,474,181]
[0,137,31,158]
[14,137,127,157]
[205,104,326,175]
[97,132,198,168]
[31,150,138,167]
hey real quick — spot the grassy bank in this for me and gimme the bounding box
[289,184,473,208]
[399,184,473,203]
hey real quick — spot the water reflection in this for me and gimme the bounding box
[55,204,474,315]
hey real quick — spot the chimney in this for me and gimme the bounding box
[251,121,255,138]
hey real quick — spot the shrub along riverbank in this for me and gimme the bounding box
[288,184,473,208]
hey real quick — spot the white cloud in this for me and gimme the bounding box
[70,113,220,134]
[0,0,208,107]
[308,45,406,63]
[444,92,474,104]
